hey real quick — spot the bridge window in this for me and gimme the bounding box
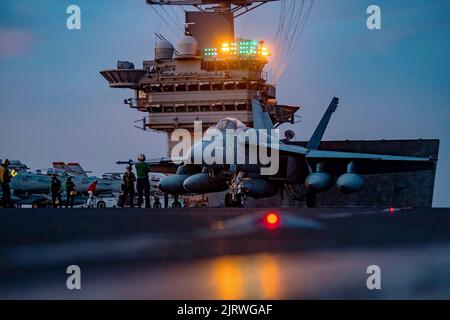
[224,82,236,90]
[163,84,174,92]
[236,103,247,111]
[200,83,211,91]
[187,83,199,91]
[212,104,224,112]
[236,81,247,90]
[175,84,186,92]
[150,84,162,93]
[225,104,235,112]
[175,105,187,112]
[200,105,211,112]
[212,82,223,90]
[187,105,199,112]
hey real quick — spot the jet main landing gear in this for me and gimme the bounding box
[225,193,245,208]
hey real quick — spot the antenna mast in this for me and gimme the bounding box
[146,0,280,18]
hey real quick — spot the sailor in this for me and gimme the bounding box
[0,159,12,208]
[65,176,76,208]
[135,154,151,208]
[86,180,97,208]
[50,174,62,208]
[121,166,136,208]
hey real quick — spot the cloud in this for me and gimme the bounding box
[0,29,36,58]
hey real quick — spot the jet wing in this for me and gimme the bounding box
[305,150,430,162]
[304,150,436,175]
[244,139,436,175]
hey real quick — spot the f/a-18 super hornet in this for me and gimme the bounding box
[118,98,435,207]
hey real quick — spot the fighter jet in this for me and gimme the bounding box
[49,162,122,195]
[118,98,435,207]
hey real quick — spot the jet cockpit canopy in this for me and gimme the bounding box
[215,118,247,131]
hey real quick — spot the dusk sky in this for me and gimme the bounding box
[0,0,449,206]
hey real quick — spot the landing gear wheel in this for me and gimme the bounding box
[172,201,182,208]
[225,193,244,208]
[225,193,232,207]
[235,194,244,208]
[306,192,317,208]
[153,201,161,208]
[97,201,106,208]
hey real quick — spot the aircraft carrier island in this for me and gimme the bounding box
[100,0,439,208]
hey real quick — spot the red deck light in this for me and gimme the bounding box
[263,212,281,229]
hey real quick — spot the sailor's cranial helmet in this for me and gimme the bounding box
[285,130,296,141]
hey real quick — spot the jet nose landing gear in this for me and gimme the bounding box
[225,193,245,208]
[225,171,246,207]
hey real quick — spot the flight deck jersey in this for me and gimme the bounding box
[135,162,150,179]
[0,167,11,184]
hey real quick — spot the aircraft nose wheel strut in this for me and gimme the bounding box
[225,193,245,208]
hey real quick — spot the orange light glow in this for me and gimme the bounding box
[259,255,281,299]
[211,257,243,300]
[267,213,279,224]
[210,255,281,300]
[221,43,230,53]
[260,47,269,56]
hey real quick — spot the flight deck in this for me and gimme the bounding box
[1,207,450,299]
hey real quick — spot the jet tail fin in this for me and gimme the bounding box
[53,162,69,171]
[306,97,339,150]
[252,99,274,131]
[67,163,89,177]
[52,162,89,177]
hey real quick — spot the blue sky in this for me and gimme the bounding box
[0,0,449,206]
